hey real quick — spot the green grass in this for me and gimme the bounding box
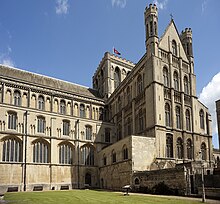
[4,190,202,204]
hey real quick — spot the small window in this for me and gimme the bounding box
[137,74,143,94]
[166,134,173,158]
[186,139,193,159]
[8,112,17,130]
[85,125,92,140]
[112,150,116,163]
[186,109,191,131]
[105,128,110,143]
[200,109,205,129]
[173,71,179,91]
[14,91,21,106]
[184,76,189,94]
[103,155,107,166]
[38,96,45,110]
[177,137,183,159]
[165,103,171,127]
[163,67,169,87]
[176,106,181,129]
[81,145,94,166]
[201,143,206,160]
[123,145,128,160]
[37,116,45,133]
[63,120,70,136]
[134,178,140,185]
[80,104,85,118]
[172,40,177,56]
[60,100,66,115]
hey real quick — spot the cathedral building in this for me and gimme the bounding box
[0,3,213,193]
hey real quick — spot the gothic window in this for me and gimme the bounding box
[59,143,73,164]
[117,124,122,141]
[154,21,157,35]
[81,145,94,166]
[139,109,144,132]
[146,23,149,38]
[127,86,131,103]
[186,138,193,159]
[165,103,171,127]
[112,150,116,163]
[184,76,189,94]
[37,116,45,133]
[33,140,49,163]
[118,96,122,111]
[127,117,132,136]
[2,137,22,162]
[137,74,143,94]
[166,134,173,158]
[177,137,183,159]
[200,109,205,129]
[105,128,110,143]
[173,71,179,91]
[99,107,103,120]
[114,67,120,89]
[163,67,169,87]
[201,143,206,160]
[172,40,177,56]
[134,178,140,185]
[38,95,45,110]
[150,21,153,35]
[85,125,92,140]
[60,100,66,115]
[8,112,17,130]
[14,90,21,106]
[103,154,107,166]
[80,104,85,118]
[63,120,70,136]
[176,106,181,129]
[123,145,128,160]
[186,109,191,131]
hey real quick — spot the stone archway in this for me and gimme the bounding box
[85,173,91,186]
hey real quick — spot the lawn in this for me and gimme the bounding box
[4,190,202,204]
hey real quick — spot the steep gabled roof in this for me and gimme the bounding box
[159,19,189,62]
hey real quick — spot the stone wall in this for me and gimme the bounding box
[132,166,187,195]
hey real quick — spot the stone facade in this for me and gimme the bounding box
[0,3,214,193]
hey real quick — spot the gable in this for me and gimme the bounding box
[159,21,189,62]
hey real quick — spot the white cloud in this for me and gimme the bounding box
[1,57,15,67]
[55,0,69,15]
[153,0,168,10]
[111,0,127,9]
[202,0,208,13]
[199,72,220,137]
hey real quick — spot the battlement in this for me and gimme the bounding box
[145,4,158,16]
[180,28,192,38]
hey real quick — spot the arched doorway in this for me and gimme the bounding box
[85,173,91,186]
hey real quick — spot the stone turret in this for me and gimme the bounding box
[144,4,158,57]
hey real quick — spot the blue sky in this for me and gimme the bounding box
[0,0,220,148]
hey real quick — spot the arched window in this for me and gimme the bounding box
[105,128,110,143]
[8,111,17,130]
[33,140,49,163]
[37,116,45,133]
[166,134,173,158]
[201,143,206,160]
[176,106,181,129]
[137,74,143,94]
[112,149,116,163]
[139,109,144,132]
[2,137,22,162]
[154,21,157,35]
[177,137,183,159]
[38,95,44,110]
[60,100,66,115]
[146,23,149,39]
[172,40,177,56]
[81,145,94,166]
[127,117,132,136]
[99,107,103,120]
[200,109,205,129]
[184,76,189,94]
[118,96,122,111]
[127,86,131,103]
[63,120,70,136]
[123,145,128,160]
[173,71,179,91]
[186,139,193,159]
[14,90,21,106]
[80,104,85,118]
[117,124,122,141]
[165,103,171,127]
[186,109,191,131]
[85,125,92,140]
[59,143,73,164]
[163,67,169,87]
[114,67,120,89]
[134,178,140,185]
[103,154,107,166]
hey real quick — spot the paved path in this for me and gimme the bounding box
[128,192,220,204]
